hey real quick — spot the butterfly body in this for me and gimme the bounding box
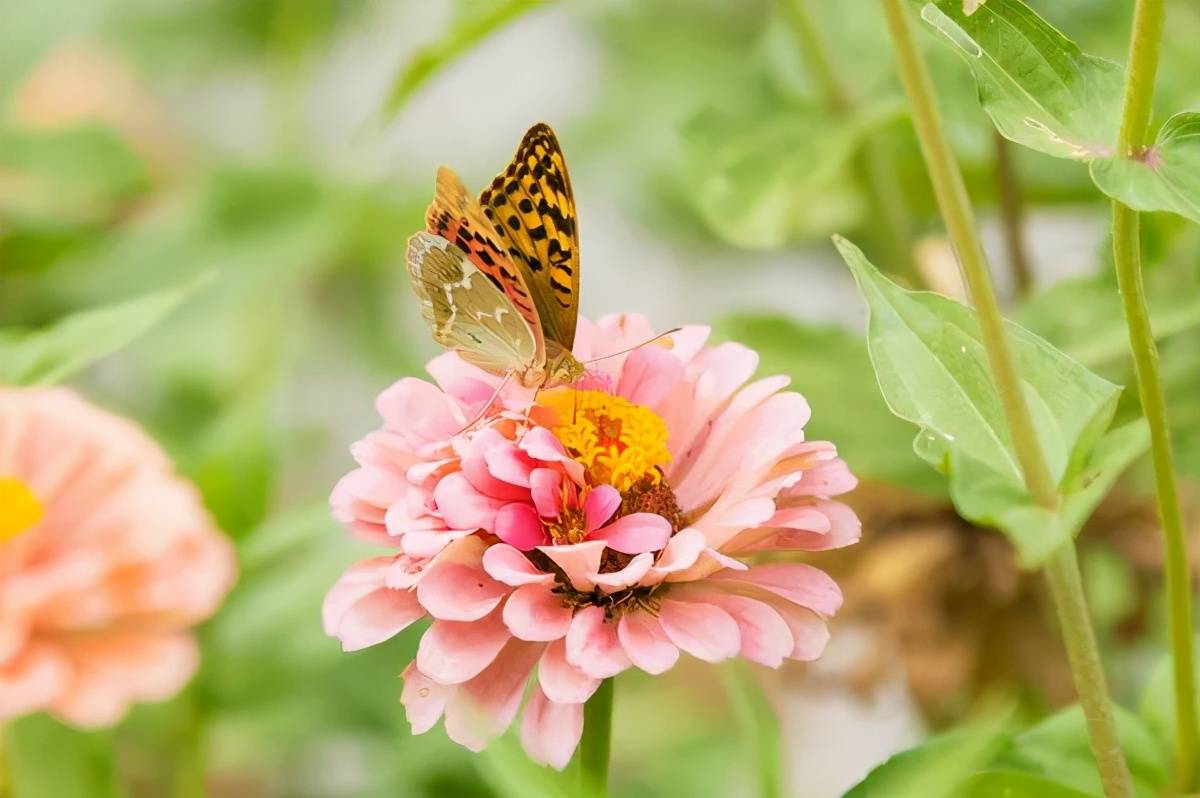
[407,124,584,392]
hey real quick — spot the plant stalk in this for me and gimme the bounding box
[1112,0,1196,788]
[993,130,1034,298]
[879,0,1134,795]
[780,0,918,285]
[580,678,614,797]
[722,662,785,798]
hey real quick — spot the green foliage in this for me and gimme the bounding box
[0,276,208,385]
[921,0,1200,224]
[383,0,550,117]
[959,771,1093,797]
[917,0,1123,161]
[836,236,1146,566]
[1091,112,1200,225]
[5,715,126,798]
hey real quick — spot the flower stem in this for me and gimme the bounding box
[1112,0,1196,788]
[992,130,1033,298]
[580,678,614,797]
[722,662,785,798]
[878,1,1135,795]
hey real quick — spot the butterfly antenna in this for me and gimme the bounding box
[583,327,684,365]
[458,370,515,435]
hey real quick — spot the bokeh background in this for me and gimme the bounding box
[4,0,1200,796]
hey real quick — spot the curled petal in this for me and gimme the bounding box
[590,513,671,555]
[443,641,543,751]
[494,503,547,551]
[590,552,654,591]
[530,468,563,518]
[537,541,606,592]
[617,613,679,675]
[503,584,573,642]
[565,606,630,679]
[520,687,584,770]
[538,638,600,703]
[416,609,511,685]
[401,663,449,734]
[482,544,554,587]
[582,485,621,533]
[417,561,508,622]
[657,599,740,663]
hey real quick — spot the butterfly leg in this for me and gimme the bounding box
[457,370,515,435]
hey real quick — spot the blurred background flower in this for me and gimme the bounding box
[1,0,1199,796]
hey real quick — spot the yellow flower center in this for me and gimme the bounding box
[539,389,671,492]
[0,478,44,544]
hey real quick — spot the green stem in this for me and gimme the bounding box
[879,1,1135,796]
[1112,1,1196,788]
[580,679,613,797]
[780,0,918,285]
[992,130,1034,299]
[722,662,785,798]
[0,723,11,798]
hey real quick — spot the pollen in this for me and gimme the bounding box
[0,478,44,544]
[538,389,672,492]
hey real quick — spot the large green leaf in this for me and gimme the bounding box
[918,0,1123,161]
[5,714,126,798]
[842,720,1010,798]
[835,237,1140,566]
[960,772,1093,798]
[0,275,208,385]
[1092,112,1200,225]
[997,704,1170,797]
[715,314,946,495]
[682,88,903,248]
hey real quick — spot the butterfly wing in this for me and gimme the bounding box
[479,123,580,351]
[406,231,541,377]
[426,166,544,353]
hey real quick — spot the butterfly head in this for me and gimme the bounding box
[544,351,588,389]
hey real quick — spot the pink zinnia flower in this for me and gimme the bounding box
[324,315,860,768]
[0,388,236,727]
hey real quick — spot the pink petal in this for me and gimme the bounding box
[485,440,536,487]
[565,606,631,679]
[458,431,529,502]
[590,513,671,555]
[709,563,842,616]
[433,472,503,532]
[417,561,509,622]
[537,638,600,703]
[520,426,570,461]
[529,468,564,519]
[376,378,460,444]
[645,529,707,582]
[482,544,555,587]
[520,687,584,770]
[590,552,654,591]
[537,541,606,591]
[334,588,426,652]
[322,556,392,635]
[0,644,70,719]
[617,345,684,408]
[416,608,511,684]
[617,613,679,675]
[758,594,831,661]
[401,663,449,734]
[693,592,793,667]
[583,485,621,533]
[494,502,548,551]
[657,599,740,663]
[444,641,542,751]
[503,584,573,641]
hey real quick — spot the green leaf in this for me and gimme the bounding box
[835,236,1133,566]
[715,314,946,494]
[0,273,207,386]
[842,720,1010,798]
[682,89,904,248]
[1138,643,1200,758]
[960,771,1093,798]
[997,704,1170,796]
[5,714,126,798]
[1091,112,1200,225]
[918,0,1123,161]
[0,275,208,386]
[381,0,550,118]
[1015,272,1200,369]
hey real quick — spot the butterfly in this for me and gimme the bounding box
[406,123,586,391]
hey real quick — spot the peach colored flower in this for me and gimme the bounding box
[324,315,860,768]
[0,388,236,728]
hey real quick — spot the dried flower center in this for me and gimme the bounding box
[0,477,43,544]
[539,389,671,492]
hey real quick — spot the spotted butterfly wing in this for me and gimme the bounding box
[479,123,580,352]
[405,231,540,378]
[425,166,544,354]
